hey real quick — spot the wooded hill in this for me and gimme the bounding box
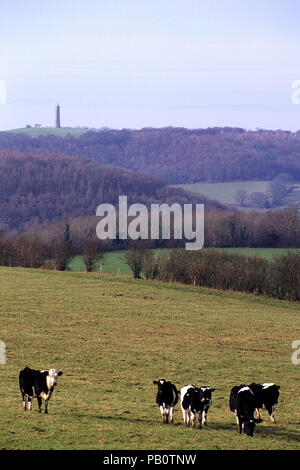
[1,127,300,184]
[0,151,225,232]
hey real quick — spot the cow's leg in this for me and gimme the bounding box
[267,404,276,423]
[191,411,196,428]
[28,396,32,411]
[159,405,164,423]
[198,412,202,429]
[181,408,188,427]
[169,406,174,423]
[37,396,42,413]
[43,389,53,414]
[165,405,169,424]
[202,408,208,426]
[236,415,242,433]
[239,420,244,434]
[160,405,166,423]
[44,399,49,414]
[233,410,239,426]
[239,420,243,434]
[271,404,277,423]
[21,392,26,411]
[255,408,261,419]
[186,411,191,427]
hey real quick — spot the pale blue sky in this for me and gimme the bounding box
[1,0,300,130]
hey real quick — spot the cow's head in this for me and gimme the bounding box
[47,369,63,388]
[199,387,215,403]
[244,417,263,436]
[153,379,168,394]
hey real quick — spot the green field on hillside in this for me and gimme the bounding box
[175,181,271,205]
[70,250,131,275]
[0,267,299,450]
[175,180,300,209]
[5,127,93,138]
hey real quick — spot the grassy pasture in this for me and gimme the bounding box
[70,250,132,275]
[174,181,271,205]
[0,267,299,450]
[174,180,300,210]
[5,127,92,138]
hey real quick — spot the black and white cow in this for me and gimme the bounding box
[153,379,178,423]
[229,385,262,436]
[249,382,280,423]
[180,384,215,429]
[19,366,63,414]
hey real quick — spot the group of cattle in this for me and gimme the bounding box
[18,367,280,437]
[153,379,280,436]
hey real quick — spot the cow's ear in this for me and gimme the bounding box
[255,418,263,423]
[277,385,280,390]
[153,380,158,385]
[58,371,63,376]
[211,388,216,392]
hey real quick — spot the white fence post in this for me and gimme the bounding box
[0,340,6,364]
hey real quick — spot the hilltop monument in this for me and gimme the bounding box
[55,104,61,128]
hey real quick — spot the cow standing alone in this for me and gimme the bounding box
[153,379,178,423]
[19,367,63,414]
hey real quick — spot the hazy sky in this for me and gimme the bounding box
[1,0,300,131]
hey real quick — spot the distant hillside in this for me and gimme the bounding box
[6,127,93,138]
[0,151,225,232]
[1,127,300,184]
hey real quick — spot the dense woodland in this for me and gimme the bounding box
[0,151,225,232]
[1,127,300,184]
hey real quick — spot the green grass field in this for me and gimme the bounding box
[70,250,131,275]
[174,180,300,210]
[0,266,299,450]
[5,127,93,138]
[174,181,271,205]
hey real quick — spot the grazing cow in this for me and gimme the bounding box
[19,366,63,414]
[229,385,262,436]
[153,379,178,423]
[180,384,215,429]
[249,382,280,423]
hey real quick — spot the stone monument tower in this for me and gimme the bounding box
[55,104,61,128]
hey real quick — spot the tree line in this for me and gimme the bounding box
[125,247,300,301]
[1,213,300,300]
[0,205,299,270]
[0,223,103,273]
